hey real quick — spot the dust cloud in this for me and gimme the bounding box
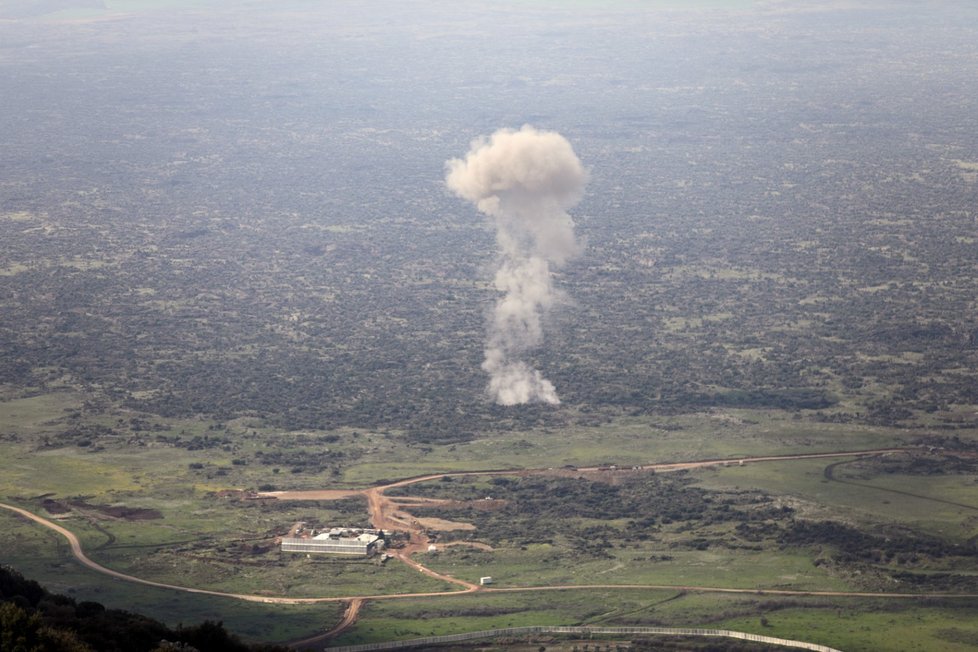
[446,125,588,405]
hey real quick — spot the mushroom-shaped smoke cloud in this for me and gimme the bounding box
[446,125,588,405]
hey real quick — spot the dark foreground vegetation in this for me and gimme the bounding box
[0,565,285,652]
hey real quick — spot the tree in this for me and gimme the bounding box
[0,601,42,652]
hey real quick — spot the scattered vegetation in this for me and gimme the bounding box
[1,2,977,651]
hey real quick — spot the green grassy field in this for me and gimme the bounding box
[330,590,680,646]
[692,459,978,542]
[333,591,978,652]
[2,389,977,648]
[342,409,912,484]
[0,509,345,642]
[718,603,978,652]
[416,543,850,593]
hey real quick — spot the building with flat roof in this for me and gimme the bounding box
[281,527,385,557]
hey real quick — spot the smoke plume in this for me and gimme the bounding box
[446,125,588,405]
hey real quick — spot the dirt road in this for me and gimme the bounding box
[364,484,480,592]
[268,447,914,579]
[7,445,977,649]
[3,500,974,615]
[286,598,363,650]
[0,502,348,605]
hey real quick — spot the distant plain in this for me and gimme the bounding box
[2,1,978,650]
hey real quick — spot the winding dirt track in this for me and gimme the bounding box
[5,497,976,609]
[4,446,978,649]
[0,503,355,606]
[287,598,363,650]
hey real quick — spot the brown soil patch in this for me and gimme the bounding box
[215,489,247,499]
[441,541,494,551]
[389,496,453,507]
[259,489,362,501]
[415,517,476,531]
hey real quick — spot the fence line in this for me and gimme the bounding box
[324,625,842,652]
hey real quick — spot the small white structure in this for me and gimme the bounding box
[427,544,438,553]
[480,576,493,586]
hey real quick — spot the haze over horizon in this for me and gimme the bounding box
[4,0,977,435]
[2,2,978,649]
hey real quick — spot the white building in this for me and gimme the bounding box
[281,527,385,557]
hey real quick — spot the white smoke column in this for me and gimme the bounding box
[445,125,588,405]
